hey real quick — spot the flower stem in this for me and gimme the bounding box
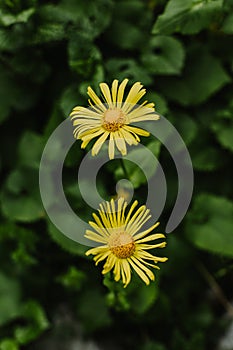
[197,261,233,317]
[120,158,129,179]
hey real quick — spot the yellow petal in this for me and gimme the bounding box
[85,230,107,244]
[92,131,109,156]
[79,127,103,139]
[94,250,111,265]
[111,79,119,104]
[85,245,108,256]
[124,200,138,225]
[87,86,106,111]
[88,221,109,237]
[121,259,131,287]
[120,128,139,145]
[117,79,129,104]
[131,256,155,281]
[128,258,150,285]
[135,233,165,243]
[133,222,160,240]
[100,82,112,106]
[124,125,150,137]
[108,132,115,159]
[103,254,116,274]
[114,131,127,156]
[113,259,121,281]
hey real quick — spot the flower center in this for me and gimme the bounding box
[102,108,125,132]
[109,231,135,259]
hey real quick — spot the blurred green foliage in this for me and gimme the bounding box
[0,0,233,349]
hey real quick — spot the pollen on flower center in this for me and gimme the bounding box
[109,231,135,259]
[102,108,125,132]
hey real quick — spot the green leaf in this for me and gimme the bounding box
[192,146,226,171]
[77,288,112,332]
[153,0,223,35]
[1,191,44,222]
[173,113,198,146]
[0,63,39,121]
[0,273,22,326]
[0,340,19,350]
[129,281,159,314]
[0,8,35,26]
[68,39,102,76]
[18,131,44,169]
[116,139,161,189]
[0,223,37,266]
[141,36,185,75]
[185,194,233,257]
[60,85,79,117]
[158,48,230,105]
[221,12,233,33]
[57,266,86,290]
[106,58,153,85]
[14,301,49,345]
[47,221,87,256]
[105,19,146,50]
[5,170,25,194]
[211,113,233,152]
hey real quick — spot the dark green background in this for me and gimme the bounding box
[0,0,233,349]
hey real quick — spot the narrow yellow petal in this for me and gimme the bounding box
[100,82,112,106]
[103,254,116,274]
[135,233,165,244]
[113,259,121,281]
[94,250,111,265]
[85,245,108,256]
[85,230,107,244]
[117,79,129,104]
[131,256,155,281]
[124,82,143,104]
[87,86,106,110]
[126,208,151,236]
[134,255,160,269]
[133,222,160,240]
[91,131,109,156]
[98,205,113,229]
[106,201,116,227]
[108,132,115,159]
[136,242,167,250]
[110,199,117,226]
[124,125,150,137]
[120,128,139,145]
[117,197,125,226]
[88,221,109,237]
[114,130,127,156]
[124,200,138,225]
[111,79,119,104]
[128,258,150,285]
[121,259,131,287]
[79,127,103,140]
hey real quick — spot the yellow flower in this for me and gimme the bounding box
[70,79,159,159]
[85,198,168,287]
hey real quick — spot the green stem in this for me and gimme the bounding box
[119,158,129,179]
[197,261,233,317]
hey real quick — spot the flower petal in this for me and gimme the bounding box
[100,82,113,106]
[117,79,129,105]
[108,132,115,159]
[114,130,127,156]
[87,86,106,111]
[92,131,109,156]
[111,79,119,104]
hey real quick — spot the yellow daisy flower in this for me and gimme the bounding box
[70,79,159,159]
[85,197,168,287]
